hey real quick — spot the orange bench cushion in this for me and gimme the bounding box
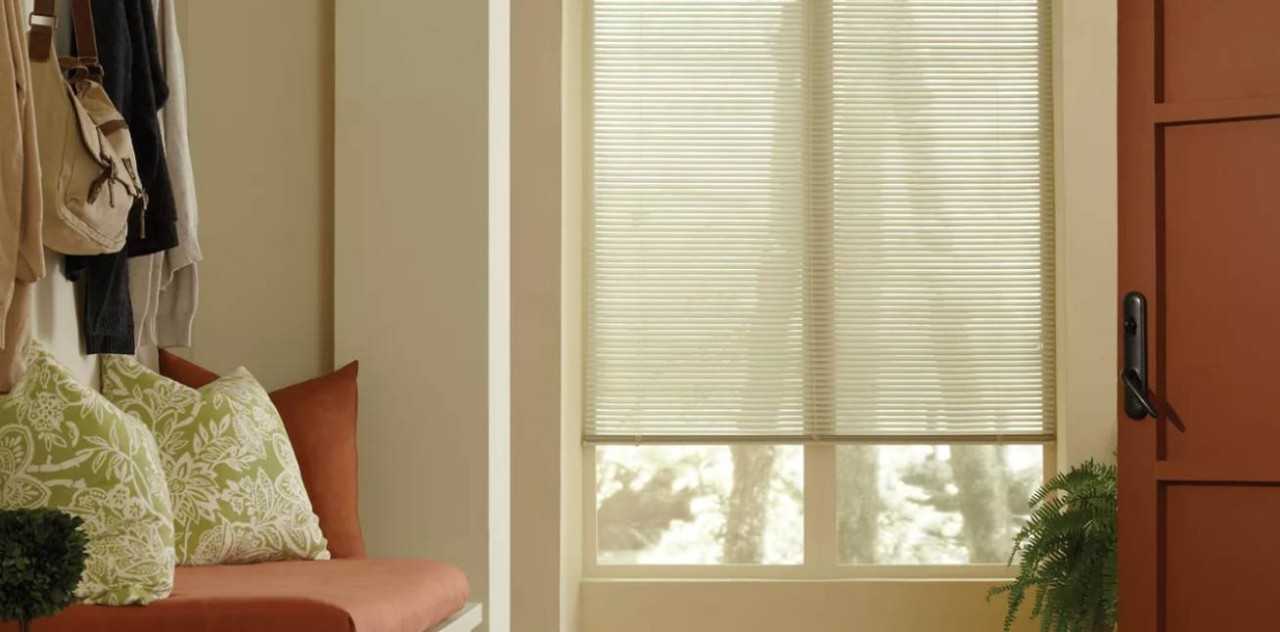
[1,559,469,632]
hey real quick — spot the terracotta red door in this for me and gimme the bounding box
[1119,1,1280,630]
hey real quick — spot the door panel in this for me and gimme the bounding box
[1162,0,1280,102]
[1121,0,1280,630]
[1163,119,1280,470]
[1164,484,1280,632]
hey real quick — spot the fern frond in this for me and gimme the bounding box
[989,459,1117,632]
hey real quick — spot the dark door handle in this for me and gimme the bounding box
[1122,291,1158,420]
[1121,368,1159,419]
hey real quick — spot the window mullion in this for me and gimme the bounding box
[805,444,838,573]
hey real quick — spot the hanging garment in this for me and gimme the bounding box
[66,0,179,354]
[0,282,33,391]
[129,251,162,345]
[0,0,45,392]
[132,0,200,349]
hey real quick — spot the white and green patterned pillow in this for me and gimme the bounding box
[101,355,329,565]
[0,343,175,605]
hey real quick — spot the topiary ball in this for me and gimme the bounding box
[0,509,89,625]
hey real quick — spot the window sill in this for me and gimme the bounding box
[581,578,1027,632]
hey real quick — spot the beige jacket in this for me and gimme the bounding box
[1,0,45,391]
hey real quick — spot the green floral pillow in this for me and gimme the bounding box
[0,343,175,605]
[101,355,329,565]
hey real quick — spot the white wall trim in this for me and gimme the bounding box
[489,0,512,629]
[1054,0,1120,468]
[561,0,584,628]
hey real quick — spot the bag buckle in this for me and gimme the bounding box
[28,12,57,31]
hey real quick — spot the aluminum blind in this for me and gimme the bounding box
[585,0,1054,444]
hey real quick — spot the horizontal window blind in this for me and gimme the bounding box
[828,0,1055,442]
[587,0,810,441]
[585,0,1054,444]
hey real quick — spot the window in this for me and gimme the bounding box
[596,445,805,565]
[585,0,1054,570]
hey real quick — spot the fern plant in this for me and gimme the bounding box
[989,459,1117,632]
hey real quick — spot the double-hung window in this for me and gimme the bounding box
[585,0,1054,569]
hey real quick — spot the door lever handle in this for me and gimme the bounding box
[1122,291,1156,420]
[1121,369,1159,419]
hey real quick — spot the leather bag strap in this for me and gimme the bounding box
[70,0,98,61]
[28,0,56,60]
[28,0,98,62]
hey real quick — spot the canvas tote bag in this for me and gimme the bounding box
[28,0,143,255]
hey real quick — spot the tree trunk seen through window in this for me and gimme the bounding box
[950,445,1015,563]
[723,446,777,564]
[837,445,881,563]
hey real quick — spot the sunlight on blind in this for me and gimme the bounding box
[585,0,1054,443]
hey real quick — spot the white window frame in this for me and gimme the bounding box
[568,0,1111,583]
[582,444,1056,580]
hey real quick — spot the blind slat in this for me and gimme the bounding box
[586,0,1055,444]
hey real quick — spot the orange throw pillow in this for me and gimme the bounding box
[158,350,367,559]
